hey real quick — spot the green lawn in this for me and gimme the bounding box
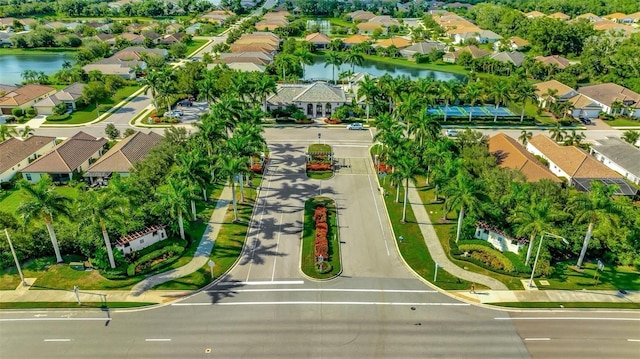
[44,85,141,125]
[0,48,78,55]
[0,185,81,214]
[301,197,341,279]
[186,39,208,57]
[308,143,331,152]
[361,54,469,75]
[543,261,640,291]
[153,175,263,290]
[606,118,640,127]
[307,171,334,180]
[0,301,155,309]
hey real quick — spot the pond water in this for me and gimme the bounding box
[0,53,74,86]
[302,57,466,82]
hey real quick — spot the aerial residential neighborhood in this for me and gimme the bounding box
[0,0,639,358]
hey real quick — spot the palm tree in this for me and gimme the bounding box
[19,125,34,139]
[548,122,566,143]
[518,129,532,145]
[394,92,424,123]
[144,69,162,110]
[512,80,536,122]
[252,75,277,111]
[158,177,192,240]
[439,80,459,122]
[395,155,422,222]
[509,194,565,265]
[343,51,364,75]
[328,38,344,52]
[220,154,246,222]
[621,130,640,146]
[21,69,37,83]
[324,51,344,84]
[443,173,487,243]
[173,149,210,220]
[17,175,70,263]
[568,181,623,268]
[563,130,585,147]
[77,190,123,269]
[294,48,313,79]
[464,81,483,122]
[489,79,511,122]
[409,112,441,148]
[357,75,378,120]
[543,88,558,110]
[0,124,18,142]
[197,70,219,104]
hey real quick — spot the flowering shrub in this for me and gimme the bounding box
[314,206,329,260]
[307,163,332,171]
[377,162,393,173]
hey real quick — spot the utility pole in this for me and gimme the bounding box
[4,229,27,287]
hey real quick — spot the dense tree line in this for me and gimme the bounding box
[487,0,640,17]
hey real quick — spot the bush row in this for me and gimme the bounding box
[45,113,70,121]
[307,163,332,171]
[126,244,185,276]
[457,244,516,273]
[314,206,329,261]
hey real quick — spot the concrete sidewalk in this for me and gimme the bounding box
[453,289,640,305]
[406,184,509,290]
[129,186,232,295]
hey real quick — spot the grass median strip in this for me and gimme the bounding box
[301,197,341,279]
[489,302,640,309]
[0,302,155,309]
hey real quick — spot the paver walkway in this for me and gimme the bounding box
[130,186,232,296]
[407,185,509,290]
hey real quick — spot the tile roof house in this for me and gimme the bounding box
[375,37,411,49]
[266,82,348,118]
[0,135,56,183]
[368,16,401,27]
[525,11,546,18]
[84,131,162,185]
[0,84,57,115]
[534,55,571,69]
[33,83,86,115]
[342,34,371,47]
[548,12,571,21]
[495,36,530,51]
[590,137,640,185]
[305,32,331,48]
[229,43,277,54]
[490,51,525,67]
[118,33,145,45]
[347,10,376,22]
[442,45,490,63]
[575,13,602,22]
[592,20,637,37]
[604,12,633,23]
[567,94,603,120]
[526,134,635,194]
[356,22,384,35]
[577,83,640,118]
[453,29,502,44]
[488,133,561,183]
[82,59,141,80]
[111,47,168,60]
[159,32,187,45]
[217,51,273,66]
[20,131,108,184]
[400,41,445,59]
[224,62,266,72]
[534,80,578,108]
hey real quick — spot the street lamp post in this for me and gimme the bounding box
[4,229,27,287]
[529,231,568,288]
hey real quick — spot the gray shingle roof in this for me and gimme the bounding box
[293,82,346,102]
[85,131,162,175]
[591,137,640,177]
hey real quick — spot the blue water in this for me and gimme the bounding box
[0,53,75,86]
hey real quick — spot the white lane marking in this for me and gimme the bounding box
[525,338,551,341]
[628,339,640,342]
[271,211,284,281]
[145,339,171,342]
[44,339,71,342]
[174,301,469,307]
[367,170,390,256]
[238,280,305,286]
[496,317,640,321]
[0,318,106,322]
[207,288,437,293]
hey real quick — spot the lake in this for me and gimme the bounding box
[0,53,74,86]
[303,57,466,82]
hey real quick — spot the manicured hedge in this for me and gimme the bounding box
[126,244,185,276]
[458,244,515,273]
[46,113,70,121]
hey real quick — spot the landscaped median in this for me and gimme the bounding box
[306,143,334,179]
[301,196,341,279]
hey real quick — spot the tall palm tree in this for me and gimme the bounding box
[464,81,483,122]
[294,48,313,79]
[512,80,536,122]
[518,129,532,145]
[357,75,378,120]
[0,124,18,142]
[328,38,344,52]
[197,70,220,104]
[253,75,277,111]
[489,79,511,122]
[548,122,566,143]
[509,194,565,265]
[409,112,441,148]
[220,154,246,222]
[563,130,586,147]
[394,92,424,123]
[443,173,487,243]
[158,177,192,240]
[395,155,423,222]
[77,190,123,269]
[173,149,210,220]
[543,88,558,110]
[569,181,624,267]
[439,80,459,122]
[324,51,344,84]
[17,176,70,263]
[144,69,162,110]
[343,51,364,75]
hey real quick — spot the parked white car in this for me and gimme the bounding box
[445,129,458,137]
[347,123,364,130]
